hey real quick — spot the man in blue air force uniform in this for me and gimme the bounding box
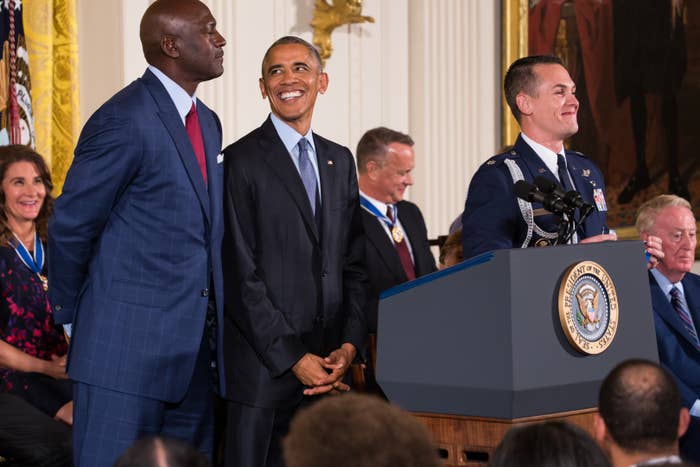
[461,55,615,259]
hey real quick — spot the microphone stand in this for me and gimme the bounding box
[561,205,594,243]
[556,212,575,245]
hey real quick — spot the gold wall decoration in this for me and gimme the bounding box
[25,0,81,196]
[501,0,528,148]
[311,0,374,67]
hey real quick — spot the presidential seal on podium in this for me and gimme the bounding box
[558,260,619,355]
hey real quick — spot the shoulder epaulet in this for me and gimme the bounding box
[566,149,587,158]
[483,149,517,166]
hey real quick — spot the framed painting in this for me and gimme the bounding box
[502,0,700,241]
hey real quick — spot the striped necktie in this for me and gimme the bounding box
[670,286,700,349]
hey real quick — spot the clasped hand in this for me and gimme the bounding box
[292,343,356,396]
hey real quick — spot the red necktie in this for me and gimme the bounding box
[387,206,416,281]
[186,102,208,185]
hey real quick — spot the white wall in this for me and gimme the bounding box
[77,0,500,239]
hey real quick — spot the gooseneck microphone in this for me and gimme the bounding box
[533,176,593,213]
[513,180,568,214]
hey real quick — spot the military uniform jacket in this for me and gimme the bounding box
[461,134,608,259]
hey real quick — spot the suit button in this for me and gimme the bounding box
[55,305,62,311]
[201,288,209,297]
[321,270,328,278]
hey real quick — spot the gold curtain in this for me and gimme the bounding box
[24,0,80,195]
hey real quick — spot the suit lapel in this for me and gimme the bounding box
[513,135,557,183]
[143,71,211,223]
[259,118,319,242]
[316,134,335,245]
[650,273,699,349]
[566,152,597,200]
[199,104,222,224]
[362,210,406,282]
[682,276,700,346]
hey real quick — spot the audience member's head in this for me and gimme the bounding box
[283,393,440,467]
[439,229,463,269]
[595,359,689,466]
[489,421,610,467]
[636,194,696,283]
[113,436,210,467]
[356,127,415,204]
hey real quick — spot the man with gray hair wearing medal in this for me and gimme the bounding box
[356,128,436,332]
[355,127,437,395]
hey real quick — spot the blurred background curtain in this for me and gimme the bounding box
[25,0,80,195]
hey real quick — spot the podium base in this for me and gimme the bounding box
[413,407,597,466]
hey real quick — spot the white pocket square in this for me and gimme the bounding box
[217,152,224,164]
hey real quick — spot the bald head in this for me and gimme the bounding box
[139,0,226,94]
[113,436,209,467]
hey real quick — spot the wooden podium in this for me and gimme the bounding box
[376,241,659,465]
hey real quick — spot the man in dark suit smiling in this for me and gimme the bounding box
[222,36,368,467]
[356,127,437,334]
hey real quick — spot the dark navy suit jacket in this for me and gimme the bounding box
[649,271,700,461]
[362,201,436,333]
[222,117,368,409]
[48,69,226,401]
[461,134,608,259]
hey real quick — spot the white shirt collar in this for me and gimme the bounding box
[269,112,316,155]
[520,132,564,181]
[148,65,196,125]
[631,454,683,466]
[651,268,686,300]
[360,190,391,217]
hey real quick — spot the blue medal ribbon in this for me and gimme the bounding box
[12,231,45,275]
[359,195,395,230]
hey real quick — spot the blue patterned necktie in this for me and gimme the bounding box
[670,286,700,349]
[297,138,317,214]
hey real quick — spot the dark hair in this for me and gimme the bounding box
[283,393,440,467]
[0,145,53,245]
[113,436,209,467]
[356,127,414,174]
[598,359,681,453]
[504,55,564,122]
[489,421,610,467]
[261,36,323,76]
[439,229,463,266]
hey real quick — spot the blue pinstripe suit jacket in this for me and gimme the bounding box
[48,69,226,401]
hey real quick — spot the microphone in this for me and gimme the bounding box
[534,176,593,212]
[513,180,568,214]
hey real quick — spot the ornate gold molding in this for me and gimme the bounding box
[311,0,374,67]
[501,0,528,146]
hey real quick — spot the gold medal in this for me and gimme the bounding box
[391,225,404,243]
[38,274,48,292]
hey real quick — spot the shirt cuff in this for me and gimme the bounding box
[63,324,72,338]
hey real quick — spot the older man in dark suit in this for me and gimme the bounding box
[48,1,227,465]
[222,36,368,467]
[355,127,436,333]
[637,194,700,463]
